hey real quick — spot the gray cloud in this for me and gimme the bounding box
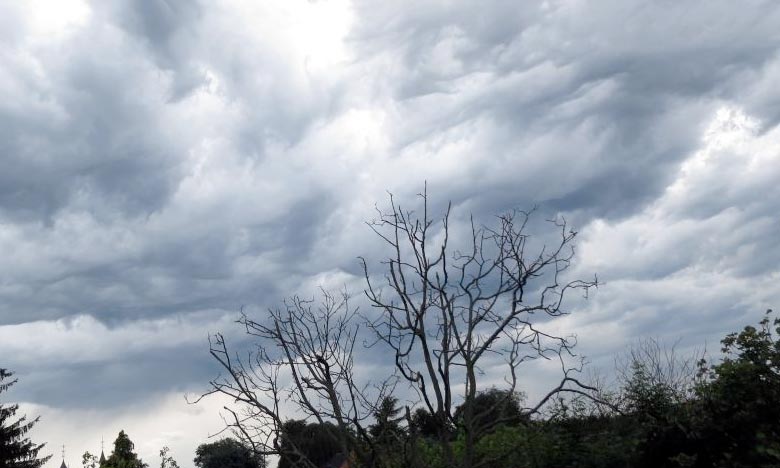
[0,20,183,222]
[1,1,780,465]
[347,0,780,218]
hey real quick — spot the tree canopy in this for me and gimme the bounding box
[194,438,264,468]
[103,431,146,468]
[277,421,341,468]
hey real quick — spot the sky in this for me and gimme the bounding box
[2,0,780,466]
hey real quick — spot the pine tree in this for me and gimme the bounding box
[0,369,51,468]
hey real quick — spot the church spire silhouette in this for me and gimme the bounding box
[99,437,107,466]
[59,444,67,468]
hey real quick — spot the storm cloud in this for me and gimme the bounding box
[2,0,780,466]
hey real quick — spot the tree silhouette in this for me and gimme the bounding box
[0,369,51,468]
[690,309,780,467]
[201,190,601,468]
[194,438,264,468]
[158,447,179,468]
[277,422,341,468]
[103,431,146,468]
[361,190,599,467]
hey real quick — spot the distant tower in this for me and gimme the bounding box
[99,437,107,467]
[60,444,68,468]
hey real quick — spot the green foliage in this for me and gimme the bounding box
[277,421,341,468]
[619,365,694,467]
[201,310,778,468]
[424,311,780,468]
[409,388,526,464]
[625,362,679,416]
[193,438,263,468]
[0,369,51,468]
[412,436,446,468]
[689,309,780,467]
[607,310,780,467]
[414,424,562,468]
[409,408,442,440]
[466,425,527,468]
[368,397,406,467]
[518,414,629,468]
[454,388,527,430]
[103,431,146,468]
[369,397,403,441]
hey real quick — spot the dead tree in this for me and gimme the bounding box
[199,190,599,468]
[361,190,599,468]
[195,291,397,468]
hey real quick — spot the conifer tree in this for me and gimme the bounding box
[0,369,51,468]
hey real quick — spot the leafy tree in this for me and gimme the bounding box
[690,309,780,467]
[528,403,637,468]
[551,310,780,468]
[409,408,445,440]
[0,369,51,468]
[453,388,527,431]
[103,431,146,468]
[277,421,340,468]
[193,438,264,468]
[158,447,178,468]
[613,339,699,468]
[408,309,780,468]
[609,310,780,468]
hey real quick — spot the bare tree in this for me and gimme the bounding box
[195,291,397,468]
[361,189,599,468]
[198,189,599,468]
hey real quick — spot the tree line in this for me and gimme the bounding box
[0,417,263,468]
[204,309,777,468]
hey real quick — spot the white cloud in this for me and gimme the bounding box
[568,105,780,362]
[21,392,230,468]
[0,312,235,367]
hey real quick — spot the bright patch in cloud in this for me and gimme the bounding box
[26,0,90,38]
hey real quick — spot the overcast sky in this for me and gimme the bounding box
[2,0,780,466]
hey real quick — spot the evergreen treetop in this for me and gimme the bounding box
[0,369,51,468]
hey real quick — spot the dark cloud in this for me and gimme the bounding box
[0,27,183,222]
[348,0,780,219]
[95,0,208,100]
